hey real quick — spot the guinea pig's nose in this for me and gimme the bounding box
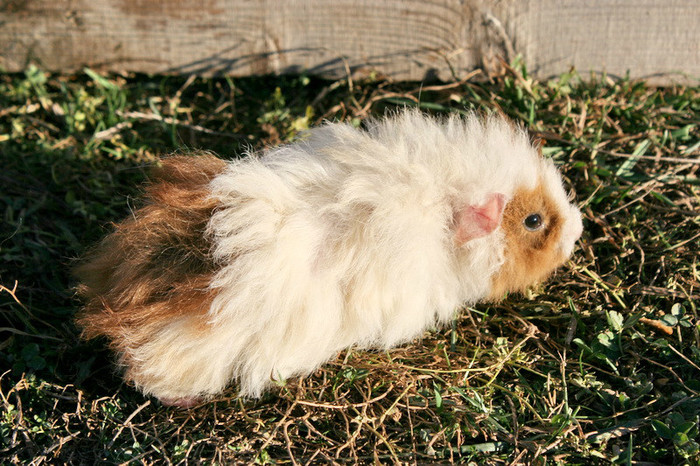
[570,206,583,240]
[560,206,583,257]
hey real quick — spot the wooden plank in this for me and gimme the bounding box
[1,0,698,84]
[0,0,492,80]
[508,0,700,85]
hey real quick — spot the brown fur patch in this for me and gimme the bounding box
[489,182,567,299]
[74,153,228,358]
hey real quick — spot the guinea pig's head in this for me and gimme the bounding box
[488,157,583,300]
[446,114,582,301]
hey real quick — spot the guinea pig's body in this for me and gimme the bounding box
[76,111,582,405]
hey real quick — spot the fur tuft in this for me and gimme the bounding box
[75,154,227,389]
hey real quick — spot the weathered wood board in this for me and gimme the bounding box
[1,0,698,84]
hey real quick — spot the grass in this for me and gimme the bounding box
[0,63,698,464]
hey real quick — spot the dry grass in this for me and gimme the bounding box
[1,64,699,464]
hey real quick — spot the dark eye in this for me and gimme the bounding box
[523,213,544,231]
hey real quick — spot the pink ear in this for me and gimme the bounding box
[454,193,506,245]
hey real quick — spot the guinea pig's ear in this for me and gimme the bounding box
[454,193,506,245]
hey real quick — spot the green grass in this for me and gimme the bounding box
[1,64,699,464]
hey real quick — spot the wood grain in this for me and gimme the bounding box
[1,0,697,84]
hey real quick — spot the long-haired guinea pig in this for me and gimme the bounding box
[75,110,582,407]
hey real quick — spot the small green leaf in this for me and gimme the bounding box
[671,124,694,141]
[670,303,684,317]
[606,310,624,332]
[674,431,690,446]
[651,420,673,439]
[661,314,678,327]
[27,356,46,370]
[653,338,669,348]
[21,343,40,360]
[596,331,614,348]
[434,387,443,410]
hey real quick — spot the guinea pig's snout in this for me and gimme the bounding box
[559,205,583,258]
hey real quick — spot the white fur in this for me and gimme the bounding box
[129,110,581,400]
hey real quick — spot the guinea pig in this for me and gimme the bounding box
[75,110,583,407]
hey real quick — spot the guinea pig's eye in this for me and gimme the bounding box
[523,213,544,232]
